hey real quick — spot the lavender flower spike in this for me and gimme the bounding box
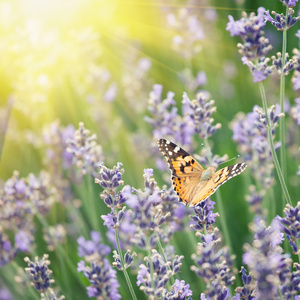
[277,202,300,253]
[24,254,65,299]
[137,249,183,298]
[226,8,273,82]
[191,228,235,299]
[189,198,218,232]
[243,218,284,299]
[163,279,193,300]
[67,122,104,177]
[78,259,120,300]
[182,92,221,139]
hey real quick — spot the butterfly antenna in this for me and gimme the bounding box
[218,154,240,166]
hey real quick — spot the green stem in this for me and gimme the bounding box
[258,82,292,206]
[114,227,137,300]
[279,5,289,192]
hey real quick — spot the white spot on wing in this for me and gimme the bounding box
[174,146,180,153]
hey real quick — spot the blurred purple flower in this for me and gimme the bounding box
[67,122,104,177]
[0,287,13,300]
[27,171,55,216]
[43,121,75,171]
[0,232,17,267]
[178,69,207,93]
[243,218,283,299]
[294,98,300,125]
[166,9,204,58]
[145,84,182,143]
[15,229,34,252]
[191,228,235,299]
[232,105,282,214]
[280,0,298,6]
[77,231,110,258]
[104,82,117,102]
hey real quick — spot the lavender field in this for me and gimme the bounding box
[0,0,300,299]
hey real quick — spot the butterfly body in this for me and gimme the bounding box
[157,138,247,207]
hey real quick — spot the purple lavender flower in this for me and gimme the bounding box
[137,249,183,297]
[123,169,168,248]
[77,231,110,258]
[242,218,283,299]
[27,171,55,216]
[293,73,300,90]
[232,105,282,213]
[182,92,221,140]
[0,171,33,230]
[96,162,126,229]
[163,279,193,300]
[24,254,64,299]
[43,121,75,171]
[106,210,136,249]
[112,249,136,270]
[293,98,300,125]
[191,228,235,299]
[271,52,295,75]
[265,8,299,30]
[77,231,120,299]
[24,254,52,292]
[277,203,300,253]
[159,186,186,242]
[15,229,34,252]
[189,198,218,231]
[67,122,104,177]
[234,267,256,300]
[227,8,273,82]
[280,0,299,6]
[145,84,183,145]
[78,259,120,299]
[245,186,264,215]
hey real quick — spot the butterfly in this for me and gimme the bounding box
[157,138,247,206]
